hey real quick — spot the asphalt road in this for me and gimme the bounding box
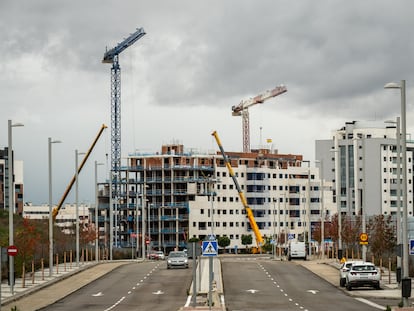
[39,261,192,311]
[221,257,383,311]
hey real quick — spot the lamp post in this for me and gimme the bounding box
[75,150,85,266]
[385,80,409,306]
[385,118,402,270]
[316,160,325,259]
[8,120,23,295]
[331,144,342,260]
[48,138,61,277]
[272,198,277,259]
[302,160,311,257]
[94,161,104,262]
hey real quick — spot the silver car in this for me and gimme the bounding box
[167,251,189,269]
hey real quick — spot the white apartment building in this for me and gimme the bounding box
[23,202,91,234]
[316,120,414,217]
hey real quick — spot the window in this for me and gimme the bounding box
[200,209,204,214]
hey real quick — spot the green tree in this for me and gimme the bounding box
[217,236,230,253]
[241,234,253,252]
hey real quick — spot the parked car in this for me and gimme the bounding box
[167,251,189,269]
[339,260,364,287]
[155,251,165,260]
[147,251,158,260]
[345,262,381,290]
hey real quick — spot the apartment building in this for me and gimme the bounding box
[315,120,414,217]
[96,143,336,253]
[0,148,24,214]
[23,202,91,234]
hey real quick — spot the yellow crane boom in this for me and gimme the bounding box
[211,130,264,248]
[52,124,107,220]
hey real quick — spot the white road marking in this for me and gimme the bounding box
[307,289,319,294]
[92,292,103,297]
[152,290,164,295]
[355,297,386,310]
[246,289,259,293]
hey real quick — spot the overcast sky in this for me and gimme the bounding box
[1,1,413,205]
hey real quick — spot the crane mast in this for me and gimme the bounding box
[102,27,146,205]
[232,85,287,153]
[211,131,264,249]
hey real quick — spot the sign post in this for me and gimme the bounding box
[202,240,218,310]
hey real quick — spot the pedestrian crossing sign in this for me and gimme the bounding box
[202,240,218,256]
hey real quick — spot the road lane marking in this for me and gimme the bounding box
[92,292,103,297]
[355,298,386,310]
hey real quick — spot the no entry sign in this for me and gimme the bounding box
[7,245,18,256]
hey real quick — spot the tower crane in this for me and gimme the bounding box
[232,85,287,153]
[102,27,146,198]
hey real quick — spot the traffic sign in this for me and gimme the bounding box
[202,240,218,256]
[410,240,414,255]
[359,233,368,245]
[7,245,18,257]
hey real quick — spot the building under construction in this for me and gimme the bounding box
[95,143,335,255]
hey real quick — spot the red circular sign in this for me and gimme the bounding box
[7,245,18,256]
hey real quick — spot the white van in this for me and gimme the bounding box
[287,241,307,261]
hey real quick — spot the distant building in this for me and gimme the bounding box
[0,148,24,214]
[315,120,414,217]
[95,143,336,253]
[23,202,90,234]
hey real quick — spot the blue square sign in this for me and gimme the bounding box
[202,240,218,256]
[410,239,414,255]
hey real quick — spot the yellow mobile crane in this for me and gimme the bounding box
[52,124,107,220]
[211,131,264,251]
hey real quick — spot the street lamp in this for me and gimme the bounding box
[48,138,62,277]
[272,198,277,259]
[330,145,343,260]
[75,150,85,266]
[385,118,402,270]
[302,160,311,257]
[8,120,23,294]
[315,160,325,259]
[385,80,410,306]
[95,161,104,262]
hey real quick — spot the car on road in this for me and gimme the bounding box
[345,262,381,290]
[339,260,364,287]
[167,251,188,269]
[155,251,165,260]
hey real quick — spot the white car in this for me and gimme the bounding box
[155,251,165,260]
[339,260,364,287]
[345,262,381,290]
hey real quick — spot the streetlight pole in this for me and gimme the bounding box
[316,160,325,259]
[331,137,343,260]
[48,138,61,276]
[272,198,276,259]
[385,80,409,306]
[75,150,85,266]
[385,118,402,270]
[109,171,113,260]
[303,160,311,257]
[95,161,104,262]
[8,120,23,295]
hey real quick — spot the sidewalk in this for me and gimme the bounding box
[299,258,408,300]
[1,260,131,311]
